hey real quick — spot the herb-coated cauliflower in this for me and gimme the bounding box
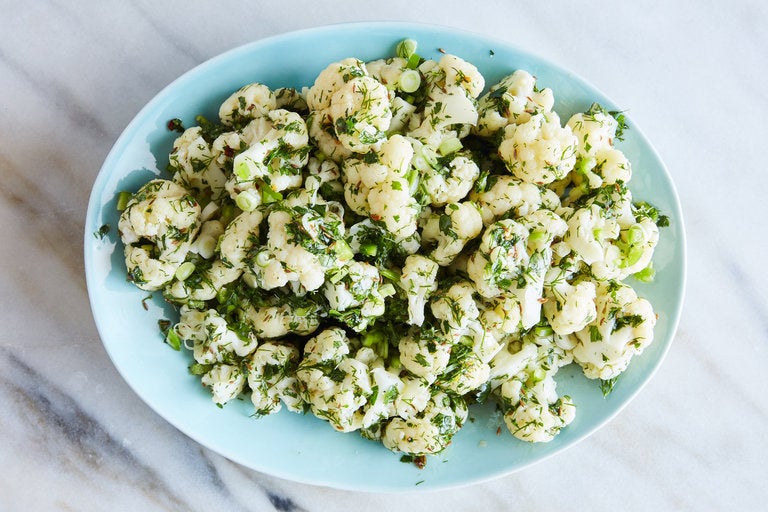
[571,281,656,380]
[201,363,247,406]
[296,328,372,432]
[119,179,201,291]
[168,127,228,201]
[382,390,468,455]
[219,82,276,127]
[470,175,545,225]
[175,306,257,364]
[421,202,483,266]
[325,261,388,332]
[399,254,439,326]
[498,112,578,185]
[475,70,555,137]
[247,341,303,416]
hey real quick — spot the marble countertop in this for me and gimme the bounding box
[1,1,766,510]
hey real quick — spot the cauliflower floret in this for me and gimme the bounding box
[399,254,439,326]
[247,342,303,416]
[244,303,321,339]
[479,293,523,340]
[466,219,530,298]
[436,342,491,395]
[571,282,656,380]
[567,107,618,157]
[175,306,257,364]
[228,109,310,199]
[296,328,372,432]
[324,261,388,332]
[475,70,555,136]
[168,127,227,201]
[498,111,578,185]
[329,75,392,152]
[119,179,201,290]
[418,148,480,207]
[543,273,598,336]
[306,58,367,112]
[307,110,354,162]
[500,371,576,443]
[166,209,262,302]
[249,203,348,292]
[274,87,308,112]
[430,280,479,332]
[219,83,276,127]
[393,375,431,420]
[421,202,483,266]
[361,365,403,429]
[470,176,544,225]
[564,204,621,265]
[201,364,247,406]
[342,135,419,239]
[365,57,408,89]
[398,328,452,384]
[382,390,468,455]
[488,339,538,389]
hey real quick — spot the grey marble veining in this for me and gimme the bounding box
[2,1,767,510]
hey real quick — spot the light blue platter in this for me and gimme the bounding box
[84,22,686,492]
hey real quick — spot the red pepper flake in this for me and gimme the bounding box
[496,426,502,436]
[414,455,427,469]
[223,145,235,158]
[438,47,446,54]
[167,118,184,133]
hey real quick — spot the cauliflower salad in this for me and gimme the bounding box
[117,39,667,464]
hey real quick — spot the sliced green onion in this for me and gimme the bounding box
[534,324,554,338]
[234,160,252,181]
[333,239,354,261]
[116,191,132,211]
[528,230,548,244]
[235,190,259,211]
[398,69,421,93]
[529,367,547,384]
[175,261,196,281]
[219,202,236,226]
[379,283,396,297]
[633,263,656,283]
[380,268,401,282]
[165,327,181,351]
[621,244,644,268]
[254,250,272,268]
[261,185,283,204]
[406,53,421,70]
[294,307,312,317]
[438,137,462,156]
[361,243,378,257]
[396,38,418,60]
[626,225,645,245]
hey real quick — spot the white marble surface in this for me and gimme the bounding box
[1,1,766,510]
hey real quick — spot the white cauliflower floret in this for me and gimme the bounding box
[249,203,348,292]
[399,254,439,326]
[475,70,555,136]
[324,261,387,332]
[436,343,491,395]
[365,57,408,89]
[219,83,276,126]
[466,219,530,298]
[175,306,257,364]
[470,176,544,225]
[168,127,227,201]
[361,366,403,429]
[398,329,452,384]
[488,339,538,389]
[479,293,523,340]
[228,109,310,199]
[296,328,372,432]
[571,282,656,380]
[307,110,353,162]
[543,273,598,336]
[564,204,621,265]
[119,179,201,291]
[342,135,419,239]
[306,58,367,112]
[166,209,262,302]
[329,75,392,152]
[500,370,576,443]
[247,342,303,416]
[498,111,578,185]
[244,303,321,339]
[201,364,247,406]
[567,108,618,157]
[418,149,480,207]
[430,280,479,332]
[421,202,483,266]
[382,391,468,455]
[393,375,431,420]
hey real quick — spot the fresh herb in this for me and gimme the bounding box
[93,224,110,239]
[167,118,185,133]
[599,377,619,398]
